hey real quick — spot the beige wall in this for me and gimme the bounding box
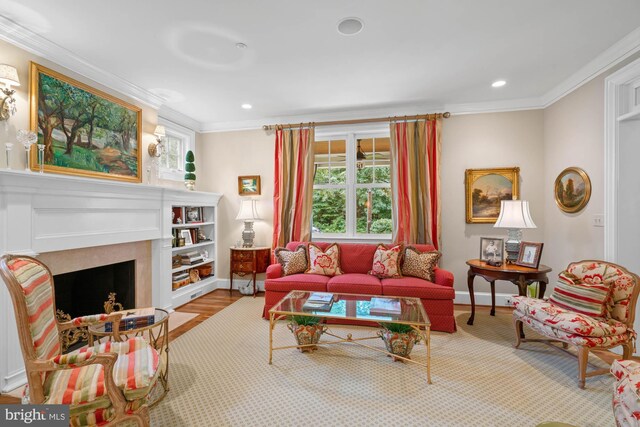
[196,130,274,280]
[440,111,546,294]
[0,39,178,187]
[197,112,546,297]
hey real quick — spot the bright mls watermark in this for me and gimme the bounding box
[0,405,68,426]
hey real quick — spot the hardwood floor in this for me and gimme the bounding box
[169,289,245,341]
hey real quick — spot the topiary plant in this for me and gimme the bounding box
[184,150,196,181]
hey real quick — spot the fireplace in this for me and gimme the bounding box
[54,260,136,319]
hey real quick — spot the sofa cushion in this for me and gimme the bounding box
[548,270,611,317]
[401,246,441,282]
[338,243,378,274]
[274,245,308,276]
[327,273,382,295]
[369,244,403,278]
[264,273,329,292]
[306,243,342,276]
[381,277,455,300]
[512,296,628,337]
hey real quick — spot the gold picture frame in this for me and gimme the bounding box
[554,167,591,213]
[29,62,142,183]
[238,175,261,196]
[465,167,520,223]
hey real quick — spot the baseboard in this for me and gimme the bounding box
[2,368,26,394]
[216,279,265,293]
[455,291,516,308]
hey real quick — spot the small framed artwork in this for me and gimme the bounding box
[180,229,193,246]
[238,175,261,196]
[185,206,202,223]
[515,242,544,269]
[554,167,591,213]
[465,167,520,223]
[479,237,504,264]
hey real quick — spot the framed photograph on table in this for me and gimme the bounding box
[479,237,504,265]
[515,242,544,269]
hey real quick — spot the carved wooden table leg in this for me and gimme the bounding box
[490,281,496,316]
[467,269,476,325]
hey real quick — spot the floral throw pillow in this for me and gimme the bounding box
[305,243,342,276]
[274,245,308,276]
[401,246,441,282]
[369,244,403,278]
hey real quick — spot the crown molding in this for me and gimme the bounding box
[0,15,165,109]
[540,26,640,108]
[158,106,201,132]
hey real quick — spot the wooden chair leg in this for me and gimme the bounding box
[577,346,589,389]
[513,316,523,349]
[622,341,633,360]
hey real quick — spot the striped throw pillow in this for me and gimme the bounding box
[549,271,611,317]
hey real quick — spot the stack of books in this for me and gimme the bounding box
[172,271,190,289]
[105,307,156,332]
[181,251,204,265]
[369,297,401,316]
[302,292,334,312]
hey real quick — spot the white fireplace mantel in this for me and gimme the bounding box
[0,169,222,392]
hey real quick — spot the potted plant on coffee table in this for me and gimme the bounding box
[377,322,422,361]
[287,315,327,352]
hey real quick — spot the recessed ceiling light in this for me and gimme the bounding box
[492,80,507,88]
[337,17,364,36]
[236,42,247,49]
[241,104,252,110]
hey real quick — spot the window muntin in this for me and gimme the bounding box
[312,132,392,239]
[156,118,195,181]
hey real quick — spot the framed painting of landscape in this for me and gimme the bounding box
[29,62,142,182]
[465,167,520,223]
[554,167,591,213]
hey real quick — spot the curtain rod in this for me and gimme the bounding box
[262,112,451,131]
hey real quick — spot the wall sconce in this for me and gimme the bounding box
[0,64,20,121]
[148,125,165,157]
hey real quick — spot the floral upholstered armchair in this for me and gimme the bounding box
[611,359,640,426]
[512,260,640,389]
[0,255,159,427]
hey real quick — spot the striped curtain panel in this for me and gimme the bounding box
[389,119,442,248]
[272,127,315,249]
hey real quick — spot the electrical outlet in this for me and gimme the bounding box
[504,296,513,307]
[593,214,604,227]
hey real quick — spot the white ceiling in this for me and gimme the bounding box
[1,0,640,131]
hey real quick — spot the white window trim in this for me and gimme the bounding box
[157,117,196,182]
[312,127,392,241]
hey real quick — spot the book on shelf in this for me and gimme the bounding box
[369,297,401,316]
[105,307,156,332]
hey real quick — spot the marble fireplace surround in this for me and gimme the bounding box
[0,169,199,392]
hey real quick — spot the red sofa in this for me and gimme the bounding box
[263,241,456,333]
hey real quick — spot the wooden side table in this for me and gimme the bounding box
[230,246,271,297]
[466,259,551,326]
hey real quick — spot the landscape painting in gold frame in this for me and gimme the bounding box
[29,62,142,183]
[465,167,520,223]
[554,167,591,213]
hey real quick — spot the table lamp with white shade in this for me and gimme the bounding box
[493,199,537,263]
[236,199,261,248]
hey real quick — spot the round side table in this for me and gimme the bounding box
[88,308,170,406]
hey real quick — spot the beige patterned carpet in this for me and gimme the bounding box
[151,297,615,427]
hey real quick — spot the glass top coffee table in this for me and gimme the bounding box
[268,290,432,384]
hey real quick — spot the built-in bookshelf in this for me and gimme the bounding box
[165,195,220,309]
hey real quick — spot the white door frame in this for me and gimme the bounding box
[604,57,640,261]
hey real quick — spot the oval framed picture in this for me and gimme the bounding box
[554,167,591,213]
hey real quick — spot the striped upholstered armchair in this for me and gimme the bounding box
[512,260,640,389]
[0,255,159,427]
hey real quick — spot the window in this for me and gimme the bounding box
[157,118,195,181]
[312,129,392,240]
